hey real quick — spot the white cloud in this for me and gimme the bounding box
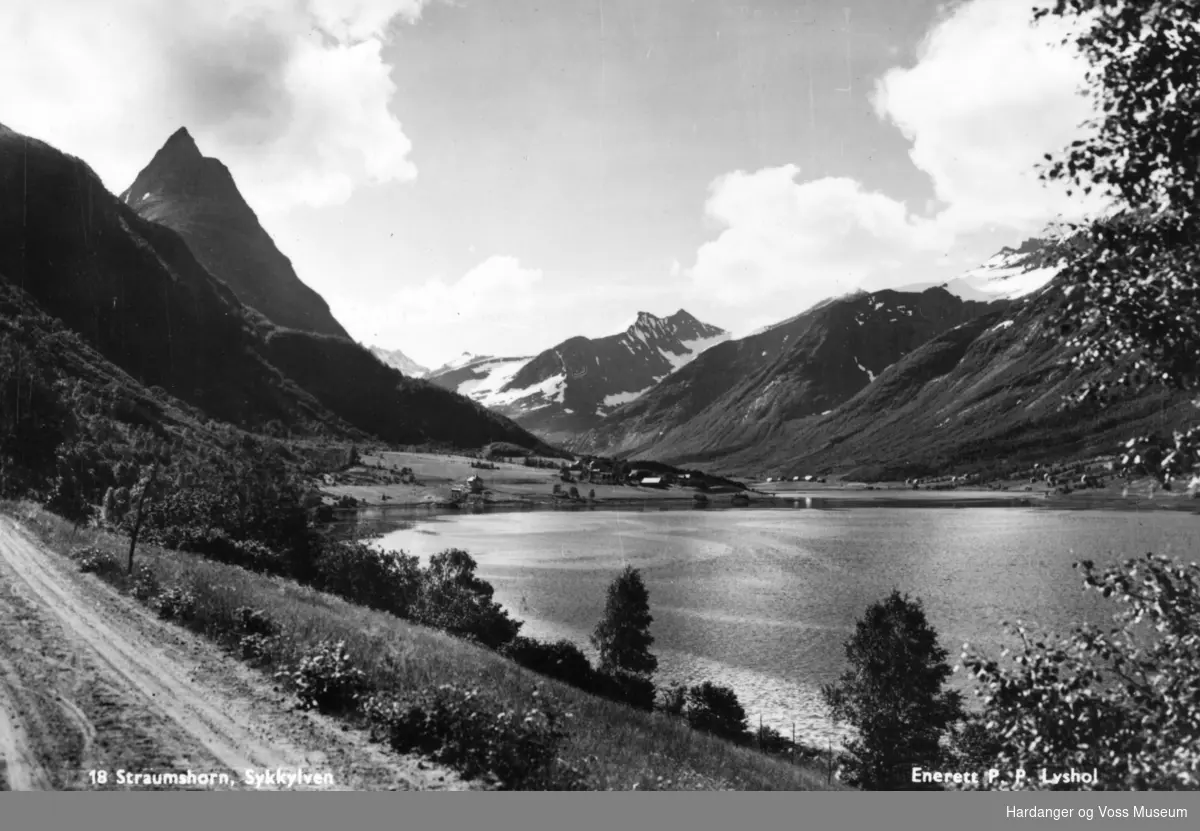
[686,0,1103,320]
[331,255,547,366]
[872,0,1101,233]
[0,0,432,211]
[686,166,948,311]
[334,255,694,368]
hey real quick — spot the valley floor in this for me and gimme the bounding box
[0,515,466,791]
[322,451,720,509]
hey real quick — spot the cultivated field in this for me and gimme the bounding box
[323,451,719,508]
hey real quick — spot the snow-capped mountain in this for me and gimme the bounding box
[899,237,1068,302]
[425,310,728,443]
[368,346,429,378]
[569,287,1003,458]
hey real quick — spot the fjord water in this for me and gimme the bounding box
[375,506,1197,747]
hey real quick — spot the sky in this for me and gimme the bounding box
[1,0,1100,369]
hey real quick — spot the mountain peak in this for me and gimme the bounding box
[154,126,204,167]
[120,127,351,339]
[166,125,196,145]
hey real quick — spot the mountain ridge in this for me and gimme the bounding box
[368,346,430,378]
[0,122,555,455]
[120,127,350,339]
[569,285,1006,458]
[426,308,729,443]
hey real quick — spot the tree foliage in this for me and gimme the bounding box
[680,681,750,743]
[412,549,523,649]
[1036,0,1200,486]
[590,565,658,678]
[821,591,964,790]
[962,553,1200,790]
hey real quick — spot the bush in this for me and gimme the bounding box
[593,670,657,712]
[500,637,597,690]
[313,541,421,619]
[239,632,279,664]
[754,724,795,756]
[71,545,121,577]
[277,640,369,714]
[681,681,750,743]
[153,584,197,622]
[657,682,687,716]
[130,563,160,602]
[412,549,522,649]
[161,527,289,575]
[234,606,279,664]
[360,684,585,790]
[235,606,277,636]
[961,553,1200,790]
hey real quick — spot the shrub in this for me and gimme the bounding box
[313,541,421,619]
[235,606,277,637]
[657,682,687,716]
[163,527,289,575]
[681,681,750,743]
[361,684,585,790]
[130,563,160,602]
[500,637,597,690]
[71,545,120,577]
[277,640,369,714]
[233,606,279,664]
[961,553,1200,790]
[593,670,657,712]
[153,584,198,622]
[412,549,522,649]
[239,632,279,664]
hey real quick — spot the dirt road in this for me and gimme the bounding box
[0,516,466,791]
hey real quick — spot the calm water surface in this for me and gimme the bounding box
[374,506,1198,747]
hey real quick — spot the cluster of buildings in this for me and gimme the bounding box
[570,457,689,489]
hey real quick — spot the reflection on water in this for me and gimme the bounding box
[367,506,1197,748]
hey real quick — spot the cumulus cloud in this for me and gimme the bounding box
[685,0,1101,318]
[686,165,948,312]
[332,256,547,365]
[872,0,1100,232]
[0,0,431,211]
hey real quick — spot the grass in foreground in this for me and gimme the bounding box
[3,501,840,791]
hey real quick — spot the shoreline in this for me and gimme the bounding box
[333,488,1198,526]
[322,452,1199,520]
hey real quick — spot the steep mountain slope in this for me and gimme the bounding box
[368,346,429,378]
[120,128,349,338]
[0,123,332,432]
[427,310,728,443]
[425,355,533,403]
[0,123,553,454]
[703,278,1196,480]
[896,237,1074,302]
[571,287,1003,458]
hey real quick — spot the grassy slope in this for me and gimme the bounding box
[7,502,838,791]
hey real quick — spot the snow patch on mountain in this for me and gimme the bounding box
[602,386,654,410]
[368,346,430,378]
[455,358,528,399]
